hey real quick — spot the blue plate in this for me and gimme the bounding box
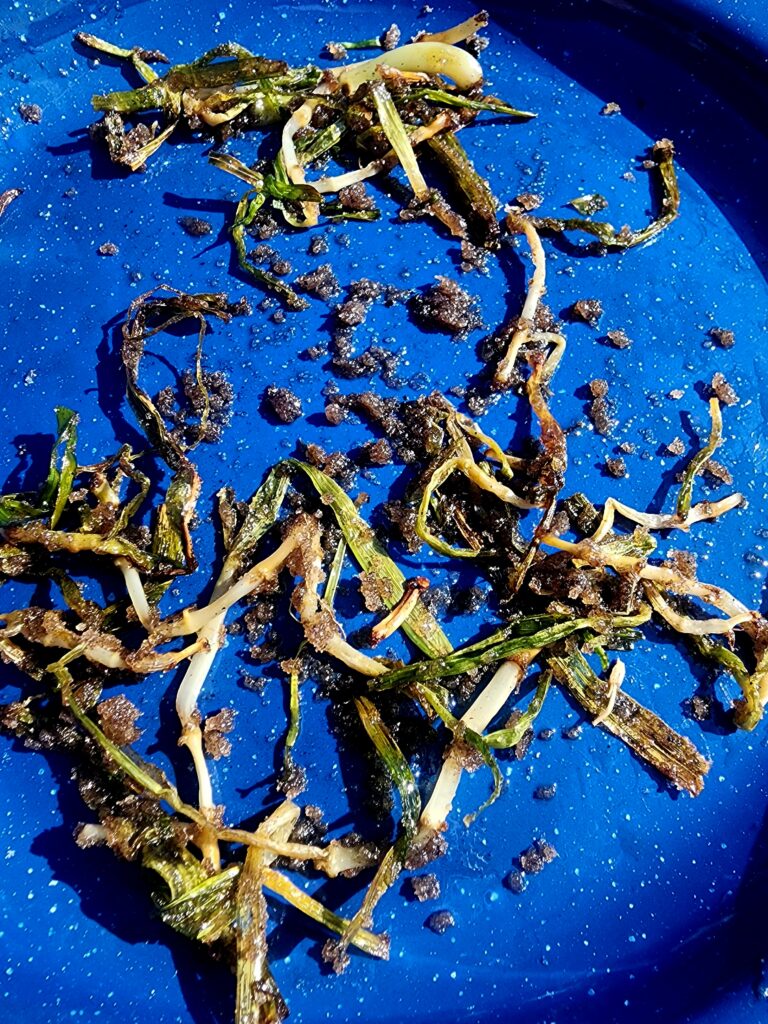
[2,1,768,1022]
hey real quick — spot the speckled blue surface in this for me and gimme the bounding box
[1,1,768,1022]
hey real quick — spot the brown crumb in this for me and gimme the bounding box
[264,385,303,423]
[177,216,212,237]
[604,329,632,349]
[271,257,292,277]
[425,910,455,934]
[97,695,142,745]
[518,838,558,874]
[97,241,119,256]
[588,378,616,436]
[308,234,329,256]
[408,277,482,338]
[325,41,347,60]
[338,182,376,212]
[277,759,307,798]
[294,263,340,301]
[711,371,739,406]
[361,438,393,466]
[384,500,421,553]
[605,456,626,478]
[381,23,401,50]
[504,869,527,893]
[600,101,621,116]
[513,192,543,212]
[203,708,236,760]
[358,571,396,612]
[459,240,489,274]
[666,549,698,578]
[18,102,42,124]
[562,723,583,740]
[570,298,604,327]
[709,327,735,349]
[533,783,557,801]
[321,938,350,973]
[667,437,685,456]
[325,402,347,425]
[704,459,733,485]
[688,694,712,722]
[335,278,382,328]
[410,873,440,902]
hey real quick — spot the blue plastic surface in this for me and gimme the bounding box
[1,1,768,1022]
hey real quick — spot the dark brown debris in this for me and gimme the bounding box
[605,456,627,478]
[382,23,402,50]
[383,500,422,553]
[570,298,604,327]
[303,443,356,487]
[277,760,307,798]
[97,241,119,257]
[504,869,528,893]
[518,838,558,874]
[294,263,340,301]
[177,216,212,237]
[335,278,383,329]
[264,385,303,424]
[459,240,490,274]
[708,327,735,349]
[18,102,42,124]
[513,192,543,212]
[97,695,142,746]
[409,873,441,902]
[404,831,448,871]
[687,694,712,722]
[425,909,455,934]
[408,277,482,338]
[604,329,633,349]
[704,459,733,486]
[360,438,393,466]
[711,371,739,406]
[203,708,236,760]
[271,257,292,277]
[588,378,616,436]
[308,233,330,256]
[665,549,697,579]
[321,937,350,974]
[338,182,376,212]
[533,783,558,801]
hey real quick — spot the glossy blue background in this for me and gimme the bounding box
[1,1,768,1022]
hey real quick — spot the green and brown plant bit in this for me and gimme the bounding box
[1,13,761,1024]
[549,650,710,795]
[0,300,764,1020]
[531,138,680,249]
[78,16,536,303]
